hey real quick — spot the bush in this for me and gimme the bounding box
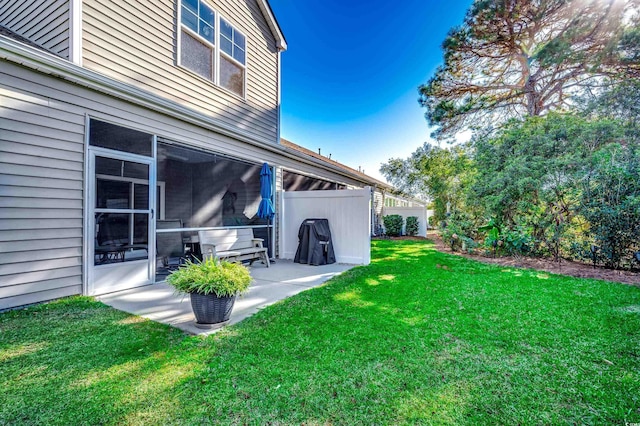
[579,143,640,269]
[383,214,404,237]
[500,226,534,256]
[428,216,436,228]
[406,216,419,236]
[441,212,478,251]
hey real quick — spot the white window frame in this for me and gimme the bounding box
[177,0,248,100]
[218,16,247,98]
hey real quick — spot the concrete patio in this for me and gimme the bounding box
[97,260,354,335]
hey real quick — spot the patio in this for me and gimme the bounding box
[97,260,354,335]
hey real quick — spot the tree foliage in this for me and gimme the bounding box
[380,143,476,221]
[472,113,621,259]
[420,0,640,140]
[579,143,640,268]
[582,79,640,127]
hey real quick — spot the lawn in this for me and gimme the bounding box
[1,239,639,425]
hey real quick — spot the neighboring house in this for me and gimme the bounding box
[0,0,426,311]
[280,139,428,236]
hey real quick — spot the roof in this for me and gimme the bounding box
[0,26,47,53]
[257,0,287,51]
[280,138,392,189]
[280,138,427,206]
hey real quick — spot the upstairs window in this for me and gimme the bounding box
[179,0,246,98]
[219,18,246,97]
[180,0,215,80]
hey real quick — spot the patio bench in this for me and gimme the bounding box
[198,228,270,267]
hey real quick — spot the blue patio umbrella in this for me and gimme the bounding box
[257,163,275,220]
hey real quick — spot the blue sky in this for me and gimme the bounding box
[268,0,472,182]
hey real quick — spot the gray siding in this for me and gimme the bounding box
[0,56,369,309]
[0,63,84,310]
[0,0,70,58]
[82,0,279,144]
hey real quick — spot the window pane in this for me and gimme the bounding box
[95,213,148,265]
[89,119,152,156]
[183,0,197,14]
[220,54,244,96]
[97,179,130,209]
[234,32,245,50]
[134,184,149,210]
[233,47,244,64]
[220,18,232,39]
[95,157,149,181]
[199,20,214,43]
[181,30,213,80]
[181,6,198,32]
[220,36,232,56]
[199,2,214,26]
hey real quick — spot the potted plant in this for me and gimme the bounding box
[167,258,252,329]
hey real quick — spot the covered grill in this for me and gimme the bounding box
[294,218,336,265]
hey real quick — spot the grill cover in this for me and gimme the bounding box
[294,218,336,265]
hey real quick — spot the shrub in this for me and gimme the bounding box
[428,216,436,228]
[500,226,534,256]
[579,143,640,269]
[441,212,478,251]
[406,216,419,236]
[383,214,404,237]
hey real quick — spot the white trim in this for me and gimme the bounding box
[218,15,247,99]
[176,2,248,100]
[69,0,82,65]
[86,119,157,295]
[214,7,219,85]
[149,135,158,279]
[255,0,287,51]
[82,114,91,296]
[277,51,281,145]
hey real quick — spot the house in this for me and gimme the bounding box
[0,0,425,311]
[280,138,428,237]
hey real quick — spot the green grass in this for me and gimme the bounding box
[1,239,640,425]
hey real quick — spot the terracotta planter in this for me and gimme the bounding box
[189,292,236,329]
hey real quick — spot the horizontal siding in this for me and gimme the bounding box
[0,256,82,276]
[0,285,81,311]
[0,197,83,209]
[0,228,83,242]
[1,276,82,299]
[0,57,372,309]
[1,266,81,287]
[0,62,84,309]
[0,0,70,59]
[0,237,83,253]
[82,0,279,143]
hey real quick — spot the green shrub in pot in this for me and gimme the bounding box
[167,258,252,328]
[167,258,251,296]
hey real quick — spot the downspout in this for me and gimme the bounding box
[69,0,82,65]
[275,50,282,257]
[277,50,281,145]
